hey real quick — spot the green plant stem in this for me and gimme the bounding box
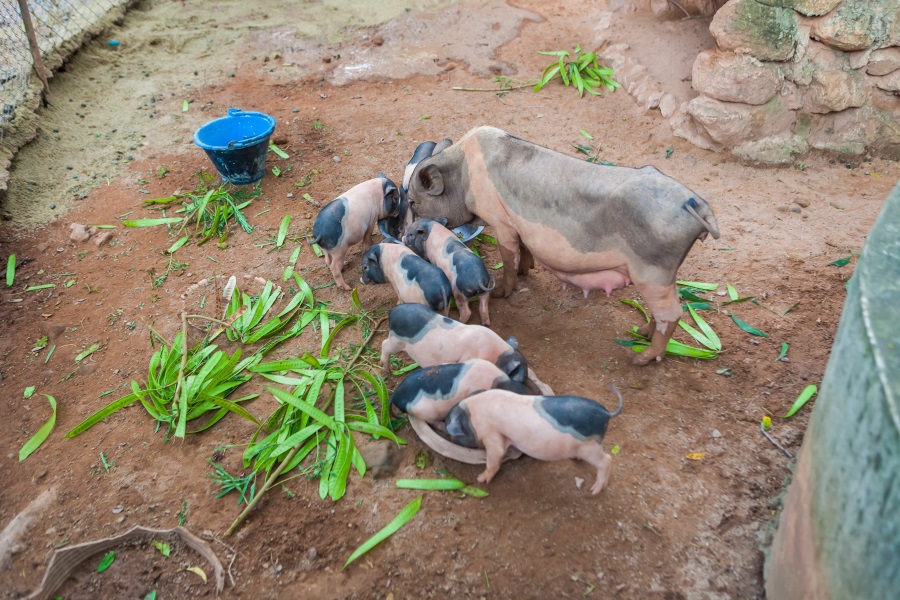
[172,312,189,418]
[186,314,240,332]
[225,317,386,537]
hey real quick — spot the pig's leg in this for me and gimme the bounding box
[494,244,520,299]
[454,290,472,323]
[477,293,491,327]
[477,432,508,484]
[380,336,403,374]
[362,222,376,251]
[327,247,352,291]
[631,279,681,365]
[518,244,535,276]
[578,445,613,495]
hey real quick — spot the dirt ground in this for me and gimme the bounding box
[1,0,898,598]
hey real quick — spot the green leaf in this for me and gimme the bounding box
[276,215,290,248]
[665,146,675,158]
[167,235,190,254]
[26,284,55,291]
[395,478,466,491]
[762,415,772,430]
[123,217,184,227]
[269,142,290,159]
[272,165,282,177]
[776,341,788,361]
[731,313,769,337]
[311,243,324,258]
[6,254,14,287]
[688,305,721,351]
[151,540,171,557]
[267,386,337,431]
[611,444,620,455]
[620,298,650,323]
[182,99,189,112]
[97,551,116,573]
[676,280,717,291]
[784,385,817,418]
[391,362,419,377]
[65,391,140,438]
[491,262,503,270]
[346,420,406,444]
[24,386,35,398]
[678,319,714,351]
[828,256,852,267]
[579,129,594,140]
[145,591,158,600]
[19,394,56,461]
[343,497,421,570]
[75,343,101,363]
[727,283,739,301]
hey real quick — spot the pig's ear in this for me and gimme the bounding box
[506,336,519,349]
[436,217,449,227]
[419,164,444,196]
[433,139,453,155]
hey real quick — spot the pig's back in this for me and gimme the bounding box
[534,396,613,441]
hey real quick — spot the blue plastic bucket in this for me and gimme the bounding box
[193,108,276,185]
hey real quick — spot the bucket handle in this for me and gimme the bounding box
[227,107,242,117]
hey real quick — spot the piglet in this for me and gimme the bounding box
[310,173,400,291]
[380,302,527,383]
[405,217,494,325]
[380,141,441,242]
[360,243,452,313]
[391,359,529,423]
[445,385,624,495]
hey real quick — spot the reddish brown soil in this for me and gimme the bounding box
[1,1,898,599]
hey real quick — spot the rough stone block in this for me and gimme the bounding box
[692,50,783,104]
[659,93,680,117]
[671,108,723,151]
[806,105,898,154]
[811,0,896,52]
[687,94,797,147]
[867,48,900,76]
[711,0,800,61]
[733,135,809,163]
[797,43,868,113]
[873,70,900,92]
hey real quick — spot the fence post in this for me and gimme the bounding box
[16,0,50,95]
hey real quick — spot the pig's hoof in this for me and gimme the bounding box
[636,323,651,337]
[590,482,606,495]
[477,472,490,484]
[632,352,658,366]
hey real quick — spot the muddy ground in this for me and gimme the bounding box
[1,0,898,598]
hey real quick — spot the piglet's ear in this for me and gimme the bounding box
[419,164,444,196]
[436,217,449,227]
[506,336,519,349]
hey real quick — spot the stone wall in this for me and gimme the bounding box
[672,0,900,163]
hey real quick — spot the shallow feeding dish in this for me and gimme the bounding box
[193,108,276,185]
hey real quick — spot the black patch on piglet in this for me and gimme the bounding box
[398,254,452,312]
[378,173,401,217]
[409,141,438,165]
[493,377,530,395]
[388,303,455,342]
[445,239,492,298]
[495,343,527,384]
[311,197,348,250]
[391,363,467,413]
[446,403,480,449]
[534,395,622,442]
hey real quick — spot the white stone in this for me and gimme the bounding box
[692,50,783,105]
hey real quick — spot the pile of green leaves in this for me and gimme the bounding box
[125,172,259,247]
[533,46,621,97]
[65,331,261,440]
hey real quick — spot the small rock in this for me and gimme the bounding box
[333,156,341,163]
[790,206,802,213]
[42,323,67,340]
[287,193,294,198]
[69,223,91,242]
[776,206,790,213]
[358,440,403,479]
[7,454,15,459]
[793,198,810,208]
[117,516,126,523]
[322,56,331,64]
[307,547,318,562]
[372,34,384,46]
[36,243,50,253]
[77,364,96,375]
[112,506,124,514]
[575,477,585,490]
[712,429,722,439]
[94,231,115,247]
[228,72,235,78]
[292,108,300,113]
[50,203,56,210]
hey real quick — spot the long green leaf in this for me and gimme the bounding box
[343,497,422,570]
[776,341,789,361]
[620,299,650,322]
[688,305,721,351]
[395,478,465,491]
[346,421,405,444]
[678,319,714,351]
[277,216,290,248]
[677,280,717,291]
[321,316,358,358]
[123,217,184,227]
[329,429,353,501]
[731,313,769,337]
[97,551,116,573]
[19,395,56,461]
[167,236,190,254]
[726,283,739,301]
[6,254,14,287]
[784,385,817,418]
[65,392,140,437]
[267,386,336,431]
